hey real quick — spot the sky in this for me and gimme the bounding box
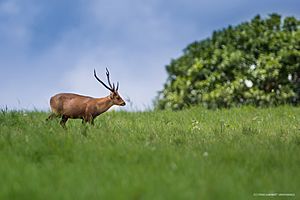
[0,0,299,111]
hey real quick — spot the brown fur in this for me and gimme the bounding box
[47,92,125,127]
[46,69,125,127]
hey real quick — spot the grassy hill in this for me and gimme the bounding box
[0,106,299,199]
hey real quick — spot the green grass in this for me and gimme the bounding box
[0,106,300,200]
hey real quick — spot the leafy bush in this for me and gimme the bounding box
[156,14,300,110]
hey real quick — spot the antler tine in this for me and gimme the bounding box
[116,82,119,91]
[94,69,114,92]
[105,67,113,89]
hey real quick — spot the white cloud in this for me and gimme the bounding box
[1,0,299,111]
[52,0,183,110]
[62,46,169,110]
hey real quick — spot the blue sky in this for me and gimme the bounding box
[0,0,299,110]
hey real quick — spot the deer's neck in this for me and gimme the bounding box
[96,96,114,113]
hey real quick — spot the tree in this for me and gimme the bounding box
[156,14,300,110]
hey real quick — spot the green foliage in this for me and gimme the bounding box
[0,107,300,199]
[156,14,300,110]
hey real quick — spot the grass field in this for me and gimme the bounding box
[0,106,299,200]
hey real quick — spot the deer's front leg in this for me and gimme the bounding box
[84,105,97,125]
[83,114,91,123]
[91,118,95,125]
[83,114,95,125]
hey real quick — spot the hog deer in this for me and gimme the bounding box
[46,68,126,127]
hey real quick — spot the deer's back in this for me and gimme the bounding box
[50,93,94,117]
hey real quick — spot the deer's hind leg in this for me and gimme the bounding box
[60,115,69,128]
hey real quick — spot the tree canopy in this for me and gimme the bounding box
[156,14,300,110]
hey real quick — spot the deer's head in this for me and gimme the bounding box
[94,68,126,106]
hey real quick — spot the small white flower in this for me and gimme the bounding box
[244,80,253,88]
[288,74,292,81]
[203,152,208,157]
[250,64,256,70]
